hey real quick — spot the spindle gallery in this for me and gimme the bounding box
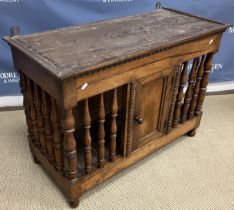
[3,5,230,208]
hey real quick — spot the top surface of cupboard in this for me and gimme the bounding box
[3,8,229,79]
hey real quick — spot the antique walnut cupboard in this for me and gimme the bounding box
[3,6,230,208]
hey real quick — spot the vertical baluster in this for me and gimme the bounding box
[20,73,33,140]
[181,58,199,123]
[51,98,63,172]
[188,55,206,119]
[34,84,47,154]
[109,88,118,162]
[63,109,78,182]
[195,53,213,115]
[27,78,40,147]
[97,94,105,168]
[126,82,136,156]
[166,64,182,133]
[172,62,188,128]
[42,91,54,162]
[83,99,92,174]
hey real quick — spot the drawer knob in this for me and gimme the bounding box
[135,116,144,124]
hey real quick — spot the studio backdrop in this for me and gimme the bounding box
[0,0,233,107]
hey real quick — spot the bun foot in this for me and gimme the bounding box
[69,200,79,208]
[187,129,196,137]
[32,154,40,164]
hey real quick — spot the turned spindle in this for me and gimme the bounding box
[188,55,206,119]
[83,99,92,174]
[34,84,47,154]
[97,93,105,168]
[63,109,78,182]
[51,98,63,172]
[172,62,188,128]
[42,91,54,162]
[26,78,40,147]
[166,64,182,133]
[195,53,213,115]
[109,88,118,162]
[126,82,136,156]
[20,73,33,140]
[181,58,199,123]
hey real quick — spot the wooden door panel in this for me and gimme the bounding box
[133,75,165,148]
[132,69,174,150]
[133,78,164,141]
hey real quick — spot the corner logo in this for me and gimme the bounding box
[0,72,20,84]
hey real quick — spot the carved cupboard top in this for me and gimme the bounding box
[3,8,229,80]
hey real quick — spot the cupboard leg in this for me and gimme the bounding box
[187,129,196,137]
[186,112,202,137]
[68,199,80,208]
[62,109,78,182]
[32,154,40,164]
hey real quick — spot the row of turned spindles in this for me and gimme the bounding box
[20,73,63,172]
[20,72,118,181]
[166,52,213,133]
[83,88,118,172]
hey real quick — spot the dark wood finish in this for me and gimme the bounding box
[172,62,188,128]
[51,98,63,172]
[34,84,47,154]
[188,55,206,119]
[3,9,229,80]
[97,93,105,168]
[195,53,214,115]
[20,72,33,140]
[166,64,182,133]
[62,109,78,182]
[126,82,136,156]
[132,72,170,149]
[181,58,199,123]
[109,88,118,162]
[83,99,92,174]
[4,7,229,208]
[81,115,200,192]
[42,90,54,162]
[26,78,40,147]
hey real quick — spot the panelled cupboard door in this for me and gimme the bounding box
[131,68,174,150]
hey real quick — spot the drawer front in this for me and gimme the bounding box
[131,70,174,150]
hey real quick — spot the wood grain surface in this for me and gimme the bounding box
[3,8,229,79]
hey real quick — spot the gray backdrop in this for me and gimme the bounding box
[0,0,233,100]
